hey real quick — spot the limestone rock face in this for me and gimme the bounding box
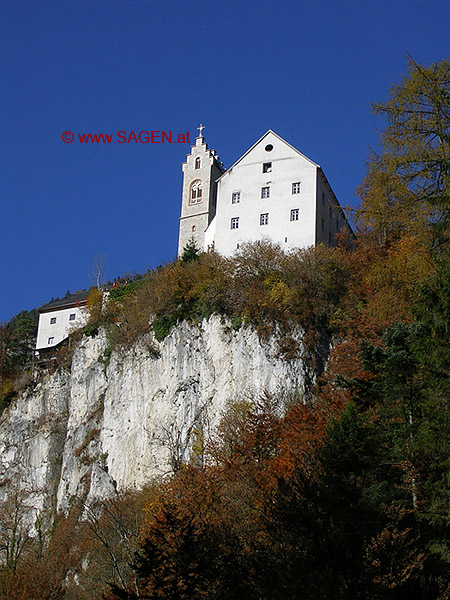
[0,317,318,515]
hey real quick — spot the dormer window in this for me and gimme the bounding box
[195,157,201,169]
[262,162,272,173]
[190,180,203,204]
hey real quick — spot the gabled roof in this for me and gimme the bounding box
[217,129,320,181]
[39,290,88,313]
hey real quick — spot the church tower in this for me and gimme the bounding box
[178,125,225,256]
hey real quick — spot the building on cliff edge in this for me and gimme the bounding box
[37,127,353,353]
[178,128,353,256]
[35,291,88,353]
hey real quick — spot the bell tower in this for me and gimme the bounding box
[178,125,225,256]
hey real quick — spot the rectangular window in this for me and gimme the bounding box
[48,337,54,345]
[69,313,76,321]
[321,218,325,232]
[322,192,325,205]
[50,317,56,324]
[260,213,269,225]
[231,217,239,229]
[262,162,272,173]
[232,191,241,204]
[292,182,301,194]
[261,186,270,198]
[290,208,299,221]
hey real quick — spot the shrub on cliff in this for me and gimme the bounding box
[85,241,351,352]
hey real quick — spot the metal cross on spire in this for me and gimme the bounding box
[197,123,205,137]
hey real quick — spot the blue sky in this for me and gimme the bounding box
[2,0,449,322]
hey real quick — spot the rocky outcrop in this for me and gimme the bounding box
[0,316,318,516]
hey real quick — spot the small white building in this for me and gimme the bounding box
[178,129,353,256]
[35,292,88,352]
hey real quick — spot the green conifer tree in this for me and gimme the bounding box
[180,238,201,264]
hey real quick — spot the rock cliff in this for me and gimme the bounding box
[0,316,319,517]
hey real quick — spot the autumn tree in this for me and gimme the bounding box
[357,56,450,246]
[328,310,450,597]
[70,489,155,599]
[0,484,35,573]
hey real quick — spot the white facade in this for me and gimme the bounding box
[178,130,352,257]
[36,303,88,351]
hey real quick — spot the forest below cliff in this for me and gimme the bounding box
[1,57,450,599]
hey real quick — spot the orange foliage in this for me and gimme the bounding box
[363,505,425,597]
[275,396,341,481]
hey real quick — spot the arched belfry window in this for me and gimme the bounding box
[195,157,201,169]
[190,179,203,204]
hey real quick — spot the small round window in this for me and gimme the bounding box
[265,144,273,152]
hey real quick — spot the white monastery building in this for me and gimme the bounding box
[178,128,352,256]
[36,127,352,353]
